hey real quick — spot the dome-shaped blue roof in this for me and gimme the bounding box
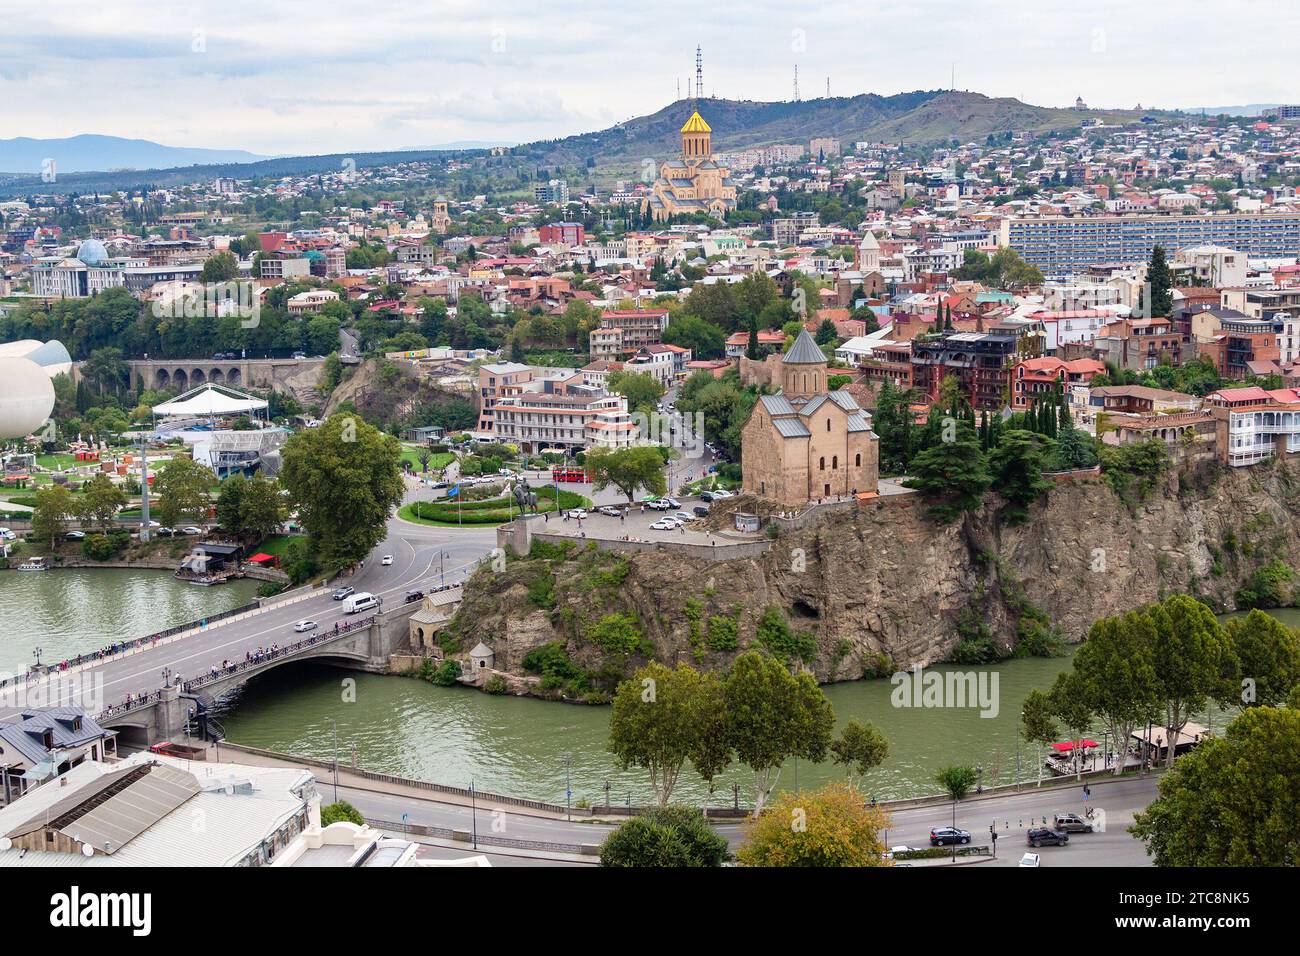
[77,239,108,266]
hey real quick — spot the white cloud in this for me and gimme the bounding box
[0,0,1294,154]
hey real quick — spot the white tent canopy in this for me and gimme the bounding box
[152,382,268,417]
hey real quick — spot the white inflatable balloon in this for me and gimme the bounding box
[0,357,56,439]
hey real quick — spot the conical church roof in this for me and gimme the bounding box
[681,111,712,133]
[783,328,826,365]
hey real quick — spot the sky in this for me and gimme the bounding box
[1,0,1296,156]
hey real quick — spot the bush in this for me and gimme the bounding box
[1234,559,1294,610]
[81,533,127,561]
[426,659,461,686]
[483,674,508,694]
[599,809,729,867]
[755,605,816,664]
[320,801,366,827]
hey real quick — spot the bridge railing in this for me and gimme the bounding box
[96,689,164,722]
[0,600,262,693]
[181,615,377,693]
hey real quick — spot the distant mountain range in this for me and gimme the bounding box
[0,90,1179,197]
[1183,104,1283,117]
[0,134,269,175]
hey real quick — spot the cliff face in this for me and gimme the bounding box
[445,460,1300,691]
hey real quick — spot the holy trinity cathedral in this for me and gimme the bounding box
[642,110,738,222]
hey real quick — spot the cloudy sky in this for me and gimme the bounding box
[2,0,1295,156]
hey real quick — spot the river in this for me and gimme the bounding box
[0,569,260,679]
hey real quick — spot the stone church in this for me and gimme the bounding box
[741,328,879,506]
[641,110,738,222]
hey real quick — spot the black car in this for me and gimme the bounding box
[929,827,970,846]
[699,491,716,502]
[693,505,710,517]
[404,589,425,604]
[1027,827,1070,847]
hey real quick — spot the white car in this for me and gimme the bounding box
[647,499,672,511]
[293,620,318,633]
[381,554,394,566]
[180,526,204,536]
[568,509,588,519]
[650,518,678,531]
[597,505,621,517]
[1019,852,1041,868]
[711,489,733,499]
[0,528,15,541]
[673,512,696,523]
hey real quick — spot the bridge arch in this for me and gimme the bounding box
[209,368,225,384]
[227,367,242,385]
[191,368,207,385]
[155,368,171,389]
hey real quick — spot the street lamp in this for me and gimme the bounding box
[331,718,339,804]
[32,646,43,670]
[563,753,572,822]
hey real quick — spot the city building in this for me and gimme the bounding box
[642,111,738,222]
[1010,356,1106,411]
[491,392,635,454]
[741,329,878,505]
[286,289,340,314]
[1206,386,1300,466]
[588,309,670,360]
[1001,212,1300,273]
[911,319,1046,411]
[538,222,585,247]
[0,708,117,805]
[534,180,570,205]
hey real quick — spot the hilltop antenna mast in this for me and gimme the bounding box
[677,78,681,101]
[826,77,830,98]
[793,64,800,102]
[695,45,703,101]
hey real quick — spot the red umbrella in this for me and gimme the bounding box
[1051,740,1100,752]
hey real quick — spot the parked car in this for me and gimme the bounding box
[381,554,394,566]
[1027,827,1070,847]
[180,526,204,536]
[647,499,673,510]
[1053,813,1094,833]
[929,827,970,846]
[673,512,696,524]
[293,619,318,633]
[156,527,175,537]
[332,586,354,601]
[712,489,733,499]
[597,505,621,517]
[65,530,86,540]
[568,509,588,519]
[404,589,424,604]
[0,527,16,541]
[693,505,710,518]
[1019,852,1041,868]
[665,497,681,509]
[292,351,307,359]
[698,491,716,502]
[649,518,678,531]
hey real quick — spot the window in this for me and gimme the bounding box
[855,453,861,467]
[832,455,838,470]
[819,457,825,470]
[826,418,831,432]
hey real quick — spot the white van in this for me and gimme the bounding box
[343,592,380,614]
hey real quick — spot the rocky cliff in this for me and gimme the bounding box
[441,459,1300,695]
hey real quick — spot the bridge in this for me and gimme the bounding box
[71,356,326,396]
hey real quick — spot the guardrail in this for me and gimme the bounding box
[181,616,377,692]
[96,689,163,723]
[366,818,590,856]
[0,600,261,693]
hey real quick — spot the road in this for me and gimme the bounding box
[274,769,1157,867]
[0,483,498,720]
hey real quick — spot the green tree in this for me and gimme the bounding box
[278,413,405,571]
[934,764,979,801]
[320,801,366,827]
[829,719,890,789]
[215,472,247,536]
[663,314,726,360]
[1048,669,1095,779]
[31,484,74,549]
[1131,705,1300,866]
[1145,244,1173,318]
[598,805,728,867]
[78,472,127,530]
[988,428,1054,523]
[1071,609,1161,776]
[199,251,239,283]
[1225,609,1300,708]
[585,445,666,504]
[903,417,992,523]
[607,370,665,418]
[152,455,215,528]
[1147,595,1235,768]
[238,476,285,543]
[1020,689,1059,788]
[724,651,835,815]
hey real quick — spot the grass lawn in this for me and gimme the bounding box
[36,453,77,470]
[253,534,307,559]
[400,444,455,473]
[399,487,590,526]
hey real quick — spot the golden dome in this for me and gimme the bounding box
[680,110,712,133]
